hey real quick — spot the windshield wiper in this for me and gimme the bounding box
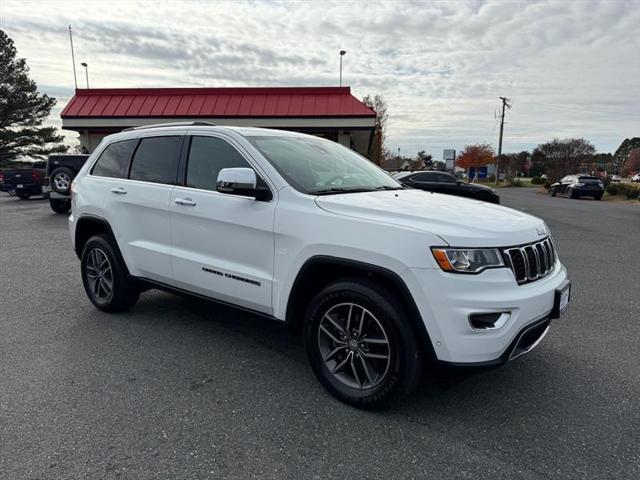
[309,187,376,195]
[372,185,405,191]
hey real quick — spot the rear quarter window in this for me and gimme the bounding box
[91,139,137,179]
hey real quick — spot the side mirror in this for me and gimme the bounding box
[217,168,271,201]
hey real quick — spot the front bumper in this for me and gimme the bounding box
[403,260,569,364]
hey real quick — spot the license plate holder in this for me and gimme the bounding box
[551,281,571,319]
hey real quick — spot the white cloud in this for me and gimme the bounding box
[1,0,638,158]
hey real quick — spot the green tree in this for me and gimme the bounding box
[0,29,66,165]
[614,138,640,173]
[362,94,388,166]
[416,150,433,169]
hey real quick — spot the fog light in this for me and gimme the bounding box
[469,312,510,330]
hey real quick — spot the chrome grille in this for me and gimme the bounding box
[503,237,556,284]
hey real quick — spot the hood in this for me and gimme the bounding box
[315,189,546,247]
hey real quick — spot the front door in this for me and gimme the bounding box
[170,134,276,314]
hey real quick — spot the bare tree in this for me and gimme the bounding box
[534,138,595,181]
[362,94,388,165]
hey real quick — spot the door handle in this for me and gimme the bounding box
[174,197,197,207]
[110,187,127,195]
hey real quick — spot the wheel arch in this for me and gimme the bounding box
[285,256,437,361]
[74,215,120,259]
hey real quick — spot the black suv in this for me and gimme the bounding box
[549,175,604,200]
[395,171,500,204]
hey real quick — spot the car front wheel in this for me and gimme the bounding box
[304,278,422,409]
[81,234,139,312]
[566,187,575,199]
[549,187,556,197]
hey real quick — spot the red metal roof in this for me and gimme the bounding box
[61,87,376,118]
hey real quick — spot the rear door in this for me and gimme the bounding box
[169,133,276,314]
[100,133,183,284]
[409,172,443,192]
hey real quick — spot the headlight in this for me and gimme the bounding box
[431,247,504,273]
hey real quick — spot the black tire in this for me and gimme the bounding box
[81,234,139,312]
[16,191,30,200]
[549,187,556,197]
[50,167,74,194]
[49,198,71,214]
[566,187,575,199]
[304,278,422,409]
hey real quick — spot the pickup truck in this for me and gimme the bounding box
[0,161,46,199]
[43,154,90,213]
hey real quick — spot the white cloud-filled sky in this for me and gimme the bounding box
[1,0,639,157]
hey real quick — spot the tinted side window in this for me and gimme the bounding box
[413,172,437,182]
[129,136,181,185]
[92,139,137,179]
[438,173,457,184]
[186,136,251,191]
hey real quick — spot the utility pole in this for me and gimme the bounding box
[69,25,78,90]
[496,96,511,184]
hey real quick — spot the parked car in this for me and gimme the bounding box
[631,173,640,183]
[44,154,90,213]
[395,171,500,204]
[610,175,621,183]
[549,175,604,200]
[70,124,570,408]
[0,161,46,199]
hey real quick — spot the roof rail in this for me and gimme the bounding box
[122,121,215,132]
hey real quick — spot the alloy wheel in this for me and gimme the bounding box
[317,302,391,390]
[53,172,71,192]
[85,248,114,302]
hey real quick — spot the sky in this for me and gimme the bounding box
[1,0,639,159]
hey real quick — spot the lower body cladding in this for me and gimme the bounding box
[403,260,570,365]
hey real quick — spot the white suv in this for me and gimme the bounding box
[69,123,570,408]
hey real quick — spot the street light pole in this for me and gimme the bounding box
[339,50,346,86]
[80,62,89,88]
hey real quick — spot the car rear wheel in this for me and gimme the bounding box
[50,167,74,194]
[81,234,140,312]
[304,278,422,409]
[49,198,71,214]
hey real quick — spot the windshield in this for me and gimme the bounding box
[247,135,402,194]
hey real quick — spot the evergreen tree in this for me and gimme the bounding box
[0,30,66,165]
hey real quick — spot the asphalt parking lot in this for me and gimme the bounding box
[1,189,638,480]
